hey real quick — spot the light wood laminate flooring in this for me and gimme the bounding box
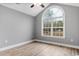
[0,41,79,56]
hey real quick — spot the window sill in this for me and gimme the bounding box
[41,35,65,39]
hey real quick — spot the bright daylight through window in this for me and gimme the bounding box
[42,6,65,38]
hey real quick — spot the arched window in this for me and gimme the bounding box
[42,6,65,38]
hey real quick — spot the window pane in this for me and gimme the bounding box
[42,6,64,37]
[50,7,63,17]
[53,18,64,27]
[59,28,63,36]
[43,7,64,19]
[43,21,51,27]
[43,28,51,36]
[53,28,63,36]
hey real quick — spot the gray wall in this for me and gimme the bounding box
[35,3,79,46]
[0,5,34,48]
[0,3,79,48]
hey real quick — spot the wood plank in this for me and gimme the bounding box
[0,42,79,56]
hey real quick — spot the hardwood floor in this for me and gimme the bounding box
[0,41,79,56]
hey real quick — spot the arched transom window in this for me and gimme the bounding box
[42,6,65,38]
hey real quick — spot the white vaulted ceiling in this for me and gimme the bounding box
[1,3,79,17]
[0,3,49,16]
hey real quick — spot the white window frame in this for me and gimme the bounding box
[41,5,65,38]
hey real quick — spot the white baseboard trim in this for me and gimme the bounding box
[0,39,79,52]
[0,40,33,51]
[34,39,79,49]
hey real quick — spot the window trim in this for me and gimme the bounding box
[41,5,65,38]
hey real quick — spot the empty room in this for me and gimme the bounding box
[0,3,79,56]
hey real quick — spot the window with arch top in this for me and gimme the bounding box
[42,6,65,38]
